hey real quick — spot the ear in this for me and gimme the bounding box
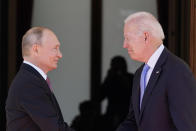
[32,44,39,55]
[144,32,149,44]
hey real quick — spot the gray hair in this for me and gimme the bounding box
[22,27,48,56]
[124,12,165,40]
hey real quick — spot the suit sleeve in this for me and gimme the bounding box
[168,64,196,131]
[18,84,74,131]
[116,99,138,131]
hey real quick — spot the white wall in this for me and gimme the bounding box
[102,0,157,80]
[32,0,90,124]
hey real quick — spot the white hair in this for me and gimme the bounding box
[124,12,165,40]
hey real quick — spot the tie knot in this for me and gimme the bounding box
[46,77,50,85]
[46,77,53,92]
[143,64,150,73]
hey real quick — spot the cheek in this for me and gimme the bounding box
[126,41,134,49]
[131,43,142,54]
[137,45,146,56]
[49,56,54,63]
[49,53,56,62]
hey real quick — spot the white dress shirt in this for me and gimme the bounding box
[23,60,47,80]
[145,44,164,86]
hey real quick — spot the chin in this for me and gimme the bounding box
[129,54,135,59]
[131,57,137,61]
[50,65,57,71]
[130,55,139,62]
[53,66,57,69]
[54,64,58,69]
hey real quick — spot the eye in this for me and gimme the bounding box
[52,47,58,52]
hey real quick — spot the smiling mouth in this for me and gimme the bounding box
[54,60,59,63]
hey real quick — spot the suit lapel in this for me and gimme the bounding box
[21,63,64,121]
[139,67,162,122]
[21,63,52,94]
[138,48,168,123]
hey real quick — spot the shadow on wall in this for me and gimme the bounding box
[71,56,134,131]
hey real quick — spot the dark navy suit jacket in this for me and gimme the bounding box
[117,48,196,131]
[6,63,74,131]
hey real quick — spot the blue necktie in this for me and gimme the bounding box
[140,64,150,109]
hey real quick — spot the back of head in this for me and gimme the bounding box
[124,12,165,41]
[111,56,127,73]
[22,27,49,57]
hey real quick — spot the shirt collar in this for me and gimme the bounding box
[23,60,47,80]
[147,44,164,69]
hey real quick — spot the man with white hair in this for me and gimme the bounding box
[116,12,196,131]
[6,27,74,131]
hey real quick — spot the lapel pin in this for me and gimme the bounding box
[156,71,160,74]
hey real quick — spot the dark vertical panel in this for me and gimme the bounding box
[167,0,190,64]
[8,0,17,86]
[16,0,33,71]
[190,0,196,77]
[157,0,169,48]
[168,0,179,54]
[0,0,8,130]
[179,0,190,64]
[90,0,102,100]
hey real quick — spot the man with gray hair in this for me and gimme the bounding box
[6,27,74,131]
[116,12,196,131]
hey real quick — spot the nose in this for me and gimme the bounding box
[58,49,62,58]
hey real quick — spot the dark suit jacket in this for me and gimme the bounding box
[117,48,196,131]
[6,63,74,131]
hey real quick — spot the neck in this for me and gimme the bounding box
[23,56,48,74]
[143,42,162,63]
[23,57,35,65]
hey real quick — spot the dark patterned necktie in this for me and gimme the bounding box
[46,77,53,92]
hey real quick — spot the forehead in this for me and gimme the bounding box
[124,23,138,36]
[42,30,60,46]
